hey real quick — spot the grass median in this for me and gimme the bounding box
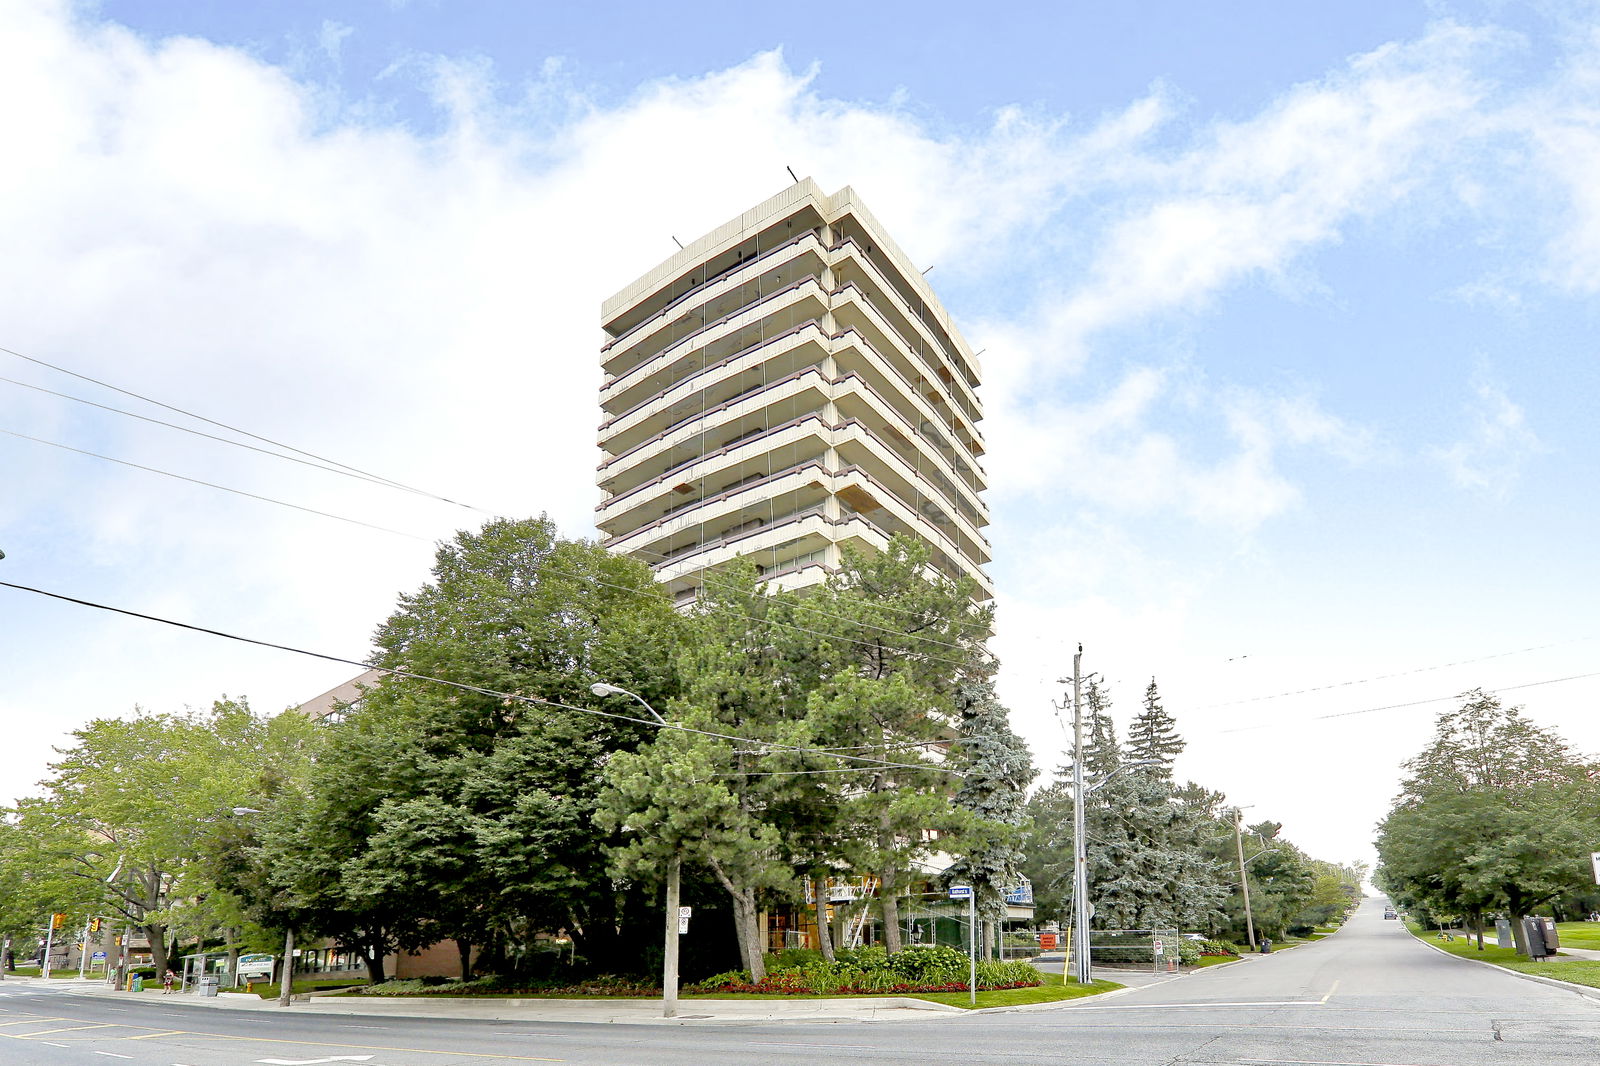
[1407,922,1600,990]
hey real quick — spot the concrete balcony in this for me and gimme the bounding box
[597,366,834,485]
[602,230,828,371]
[600,323,830,451]
[830,238,982,422]
[598,411,833,506]
[830,284,983,457]
[602,255,828,387]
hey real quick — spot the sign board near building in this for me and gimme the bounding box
[948,885,973,900]
[237,954,275,979]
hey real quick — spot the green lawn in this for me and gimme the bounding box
[1407,922,1600,990]
[909,980,1122,1009]
[1553,922,1600,950]
[1193,953,1242,967]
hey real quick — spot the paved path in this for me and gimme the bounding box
[995,895,1600,1063]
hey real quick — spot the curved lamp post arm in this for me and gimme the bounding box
[590,682,668,725]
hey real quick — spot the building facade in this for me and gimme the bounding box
[596,179,991,601]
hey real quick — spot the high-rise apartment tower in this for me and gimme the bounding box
[596,180,991,602]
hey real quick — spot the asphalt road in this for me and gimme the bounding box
[3,897,1598,1065]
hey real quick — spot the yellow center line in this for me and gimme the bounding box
[0,1018,67,1027]
[124,1029,186,1040]
[14,1023,122,1036]
[124,1028,562,1061]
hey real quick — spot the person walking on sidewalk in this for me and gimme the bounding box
[162,970,176,994]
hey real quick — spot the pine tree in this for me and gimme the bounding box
[946,675,1036,957]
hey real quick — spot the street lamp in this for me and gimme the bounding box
[591,682,679,1017]
[589,682,667,725]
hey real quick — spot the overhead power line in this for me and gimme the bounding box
[1,343,480,512]
[1199,638,1592,710]
[0,373,487,509]
[1,427,429,541]
[1217,670,1600,734]
[0,579,966,779]
[1,347,989,669]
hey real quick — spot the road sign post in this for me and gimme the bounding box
[950,885,975,1006]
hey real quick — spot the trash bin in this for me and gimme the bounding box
[1260,939,1273,954]
[198,975,220,998]
[130,974,143,993]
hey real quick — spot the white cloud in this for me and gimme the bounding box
[1429,361,1544,498]
[318,20,353,65]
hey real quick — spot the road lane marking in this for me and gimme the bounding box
[16,1023,120,1035]
[94,1053,133,1059]
[747,1041,879,1049]
[1320,980,1340,1003]
[108,1027,562,1061]
[1065,1000,1324,1010]
[0,1018,68,1026]
[1236,1059,1448,1066]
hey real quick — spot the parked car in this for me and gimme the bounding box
[1383,910,1398,920]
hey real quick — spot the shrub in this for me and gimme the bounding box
[688,946,1042,995]
[1197,938,1238,956]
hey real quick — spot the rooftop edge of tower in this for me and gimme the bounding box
[599,179,981,380]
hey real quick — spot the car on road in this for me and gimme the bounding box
[1383,910,1398,920]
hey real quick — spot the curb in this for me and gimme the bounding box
[1410,932,1600,1003]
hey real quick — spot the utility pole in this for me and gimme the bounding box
[1070,645,1092,984]
[663,855,681,1018]
[1233,809,1257,951]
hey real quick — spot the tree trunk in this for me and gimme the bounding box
[813,877,835,962]
[277,928,295,1007]
[707,858,767,981]
[143,923,169,975]
[881,890,903,954]
[729,888,765,980]
[359,933,387,984]
[982,918,995,961]
[455,939,473,981]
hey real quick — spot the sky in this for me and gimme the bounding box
[3,0,1599,877]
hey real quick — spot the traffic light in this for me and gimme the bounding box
[89,918,102,933]
[51,913,65,930]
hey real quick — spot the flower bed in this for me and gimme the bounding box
[688,945,1043,995]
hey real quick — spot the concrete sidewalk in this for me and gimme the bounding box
[43,975,966,1024]
[28,972,1156,1025]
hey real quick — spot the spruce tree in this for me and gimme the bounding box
[1127,678,1184,772]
